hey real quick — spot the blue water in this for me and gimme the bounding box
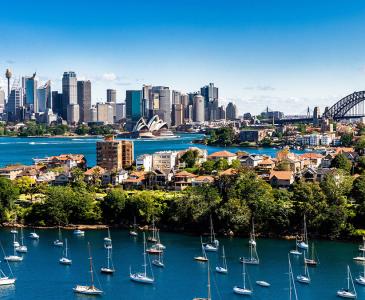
[0,135,304,167]
[0,229,363,300]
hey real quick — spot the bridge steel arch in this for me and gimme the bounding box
[323,91,365,120]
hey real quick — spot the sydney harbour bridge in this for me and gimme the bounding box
[276,91,365,124]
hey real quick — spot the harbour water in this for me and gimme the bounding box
[0,134,305,167]
[0,228,363,300]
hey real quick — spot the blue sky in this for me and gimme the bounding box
[1,0,365,114]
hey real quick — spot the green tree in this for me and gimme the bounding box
[100,189,127,224]
[340,133,353,147]
[180,149,199,168]
[214,158,229,171]
[0,178,19,222]
[231,159,241,169]
[331,153,352,173]
[200,160,215,174]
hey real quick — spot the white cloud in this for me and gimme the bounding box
[102,73,118,81]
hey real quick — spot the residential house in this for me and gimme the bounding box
[242,155,263,168]
[152,151,178,171]
[256,157,276,174]
[148,169,174,188]
[299,153,324,168]
[269,170,294,188]
[192,175,215,187]
[123,171,147,189]
[173,170,197,190]
[136,154,153,172]
[0,165,27,180]
[208,151,237,164]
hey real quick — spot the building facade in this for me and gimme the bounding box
[77,80,91,123]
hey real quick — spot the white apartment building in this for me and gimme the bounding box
[136,154,153,172]
[152,151,178,171]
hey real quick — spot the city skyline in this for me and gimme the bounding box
[1,1,365,114]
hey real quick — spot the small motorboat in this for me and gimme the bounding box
[73,229,85,236]
[256,280,270,287]
[29,231,39,240]
[59,257,72,265]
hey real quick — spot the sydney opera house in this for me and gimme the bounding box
[132,115,176,139]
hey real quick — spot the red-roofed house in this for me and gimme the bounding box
[208,151,237,164]
[269,170,294,188]
[173,170,197,190]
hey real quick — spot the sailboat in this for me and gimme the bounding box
[296,254,310,284]
[288,255,299,300]
[130,233,154,284]
[193,263,211,300]
[0,258,16,286]
[12,231,19,248]
[73,243,103,295]
[337,265,357,299]
[73,229,85,236]
[215,246,228,274]
[194,237,209,262]
[155,230,166,250]
[4,235,23,262]
[290,237,302,256]
[297,215,309,250]
[54,226,63,247]
[203,216,219,252]
[29,228,39,240]
[15,227,27,253]
[359,237,365,252]
[147,219,158,243]
[104,227,112,249]
[304,243,318,266]
[233,261,253,295]
[152,249,165,268]
[129,216,138,236]
[59,238,72,265]
[355,260,365,285]
[248,218,256,246]
[240,241,259,265]
[353,247,365,262]
[101,243,115,274]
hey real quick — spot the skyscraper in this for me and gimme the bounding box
[0,88,5,113]
[52,91,63,118]
[97,103,114,124]
[23,73,38,113]
[226,102,237,120]
[126,90,142,122]
[172,90,181,105]
[201,83,219,121]
[142,85,152,117]
[62,71,77,122]
[77,80,91,123]
[67,104,80,124]
[106,89,116,103]
[7,80,23,122]
[37,81,51,113]
[172,103,184,126]
[152,86,171,127]
[193,95,205,122]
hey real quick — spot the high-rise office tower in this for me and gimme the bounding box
[7,79,23,122]
[172,90,181,105]
[62,71,77,122]
[89,106,97,122]
[313,106,321,126]
[201,83,219,121]
[193,95,205,122]
[23,73,38,113]
[96,136,134,171]
[97,103,114,124]
[152,86,171,127]
[0,88,5,113]
[115,102,126,122]
[77,80,91,123]
[126,90,142,122]
[52,91,63,117]
[218,105,226,120]
[106,89,116,120]
[172,103,184,126]
[67,104,80,124]
[142,85,152,118]
[226,102,237,120]
[37,81,51,113]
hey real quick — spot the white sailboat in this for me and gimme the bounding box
[15,227,27,253]
[233,261,253,295]
[101,243,115,274]
[304,243,318,267]
[104,227,112,249]
[297,215,309,250]
[193,263,212,300]
[129,216,138,236]
[353,246,365,262]
[359,237,365,252]
[337,265,357,299]
[155,229,166,250]
[152,249,165,268]
[59,238,72,265]
[240,241,259,265]
[355,260,365,285]
[215,246,228,274]
[0,259,16,286]
[290,237,302,256]
[4,235,23,262]
[256,280,270,287]
[296,254,310,284]
[288,255,299,300]
[53,226,63,247]
[29,228,39,240]
[130,233,154,284]
[203,216,219,252]
[73,243,103,295]
[147,219,158,243]
[194,237,209,262]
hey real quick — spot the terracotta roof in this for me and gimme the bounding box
[335,147,355,154]
[84,166,106,176]
[269,170,293,180]
[194,175,215,182]
[299,153,324,159]
[208,151,236,158]
[175,171,197,178]
[258,158,275,165]
[219,168,239,176]
[0,165,27,172]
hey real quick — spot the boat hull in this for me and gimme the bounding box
[215,266,228,274]
[0,277,15,285]
[240,257,259,265]
[101,267,115,274]
[4,256,23,262]
[194,256,208,262]
[152,260,165,268]
[130,273,154,284]
[297,242,309,250]
[355,276,365,285]
[337,290,357,298]
[233,286,253,295]
[297,275,310,284]
[73,285,103,295]
[59,258,72,265]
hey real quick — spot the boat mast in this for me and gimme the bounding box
[242,261,246,289]
[223,246,227,269]
[88,243,94,288]
[143,233,147,277]
[304,215,308,244]
[207,263,211,300]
